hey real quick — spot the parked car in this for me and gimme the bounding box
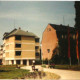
[49,63,55,68]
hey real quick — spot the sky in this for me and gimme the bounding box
[0,1,75,44]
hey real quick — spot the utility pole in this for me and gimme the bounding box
[41,44,43,65]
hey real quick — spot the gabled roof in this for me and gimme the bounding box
[3,28,39,39]
[49,24,75,32]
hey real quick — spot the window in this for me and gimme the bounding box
[16,60,20,64]
[62,35,63,39]
[35,38,39,42]
[15,35,21,40]
[35,46,39,49]
[47,49,50,53]
[15,44,21,48]
[49,28,51,31]
[73,34,75,40]
[15,51,21,56]
[36,53,39,56]
[47,28,51,31]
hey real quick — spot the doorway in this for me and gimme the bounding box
[16,60,20,65]
[23,60,27,65]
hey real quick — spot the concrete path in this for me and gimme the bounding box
[43,68,80,80]
[21,65,43,72]
[21,65,80,80]
[21,66,33,72]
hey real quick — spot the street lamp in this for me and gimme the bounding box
[41,44,43,65]
[32,60,35,65]
[32,60,35,71]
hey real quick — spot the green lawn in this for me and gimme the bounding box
[0,65,30,79]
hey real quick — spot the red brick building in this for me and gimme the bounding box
[42,24,77,64]
[41,24,58,60]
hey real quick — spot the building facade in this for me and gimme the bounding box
[3,28,40,65]
[0,45,3,65]
[74,1,80,30]
[41,24,58,60]
[42,24,77,64]
[74,1,80,63]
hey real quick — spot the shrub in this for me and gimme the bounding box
[54,65,80,70]
[41,64,46,68]
[35,60,42,65]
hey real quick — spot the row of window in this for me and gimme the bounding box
[15,35,39,42]
[15,51,39,56]
[15,44,39,50]
[5,43,39,50]
[46,28,76,40]
[5,44,21,48]
[61,34,76,40]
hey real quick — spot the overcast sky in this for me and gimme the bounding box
[0,1,75,44]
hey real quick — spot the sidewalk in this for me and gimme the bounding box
[21,65,43,72]
[43,68,80,80]
[21,66,33,72]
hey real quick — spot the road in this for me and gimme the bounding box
[21,65,80,80]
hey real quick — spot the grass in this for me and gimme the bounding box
[54,65,80,70]
[0,65,30,79]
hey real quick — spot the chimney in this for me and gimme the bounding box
[19,27,21,29]
[60,24,62,26]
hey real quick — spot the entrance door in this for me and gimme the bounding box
[11,60,14,65]
[16,60,20,65]
[23,60,27,65]
[29,60,32,65]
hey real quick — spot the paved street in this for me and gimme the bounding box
[21,65,80,80]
